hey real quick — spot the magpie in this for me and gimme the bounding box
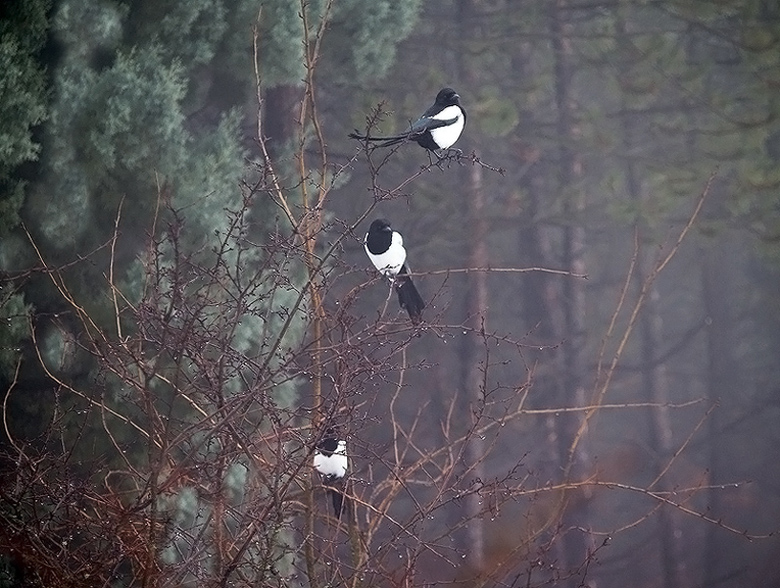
[349,88,466,152]
[313,427,348,519]
[364,218,425,324]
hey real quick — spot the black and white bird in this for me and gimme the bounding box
[313,428,348,519]
[364,218,425,324]
[349,88,466,152]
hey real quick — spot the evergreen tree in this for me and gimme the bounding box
[0,0,51,382]
[0,0,50,238]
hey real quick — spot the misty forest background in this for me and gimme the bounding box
[1,0,780,586]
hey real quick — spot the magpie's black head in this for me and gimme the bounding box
[369,218,393,234]
[435,87,460,106]
[318,426,341,453]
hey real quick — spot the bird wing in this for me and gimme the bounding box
[409,115,458,135]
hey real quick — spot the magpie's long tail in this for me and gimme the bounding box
[349,131,410,148]
[395,265,425,324]
[328,488,347,520]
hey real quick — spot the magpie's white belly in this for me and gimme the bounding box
[314,451,348,478]
[431,105,465,149]
[368,248,405,276]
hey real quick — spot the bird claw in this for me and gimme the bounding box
[430,148,463,169]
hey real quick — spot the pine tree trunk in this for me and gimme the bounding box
[701,245,734,588]
[682,23,734,587]
[457,0,488,571]
[640,285,686,587]
[463,161,489,572]
[615,9,686,586]
[263,84,301,156]
[549,0,593,582]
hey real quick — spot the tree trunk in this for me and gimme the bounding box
[457,0,489,573]
[681,22,736,587]
[263,84,301,157]
[615,8,686,586]
[463,160,489,573]
[701,244,736,588]
[549,0,593,582]
[639,285,685,587]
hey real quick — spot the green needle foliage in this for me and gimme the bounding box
[0,0,50,239]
